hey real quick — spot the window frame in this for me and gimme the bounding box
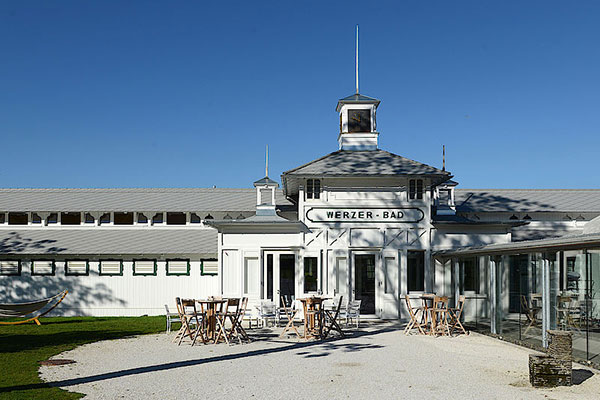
[0,260,22,276]
[408,179,424,201]
[166,259,190,276]
[99,260,124,276]
[31,260,56,276]
[407,250,426,293]
[133,259,157,276]
[200,259,218,276]
[64,260,90,276]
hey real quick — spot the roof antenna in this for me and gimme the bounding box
[355,24,359,95]
[442,145,446,171]
[265,144,269,177]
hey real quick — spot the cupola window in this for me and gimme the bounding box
[409,179,424,200]
[306,179,321,200]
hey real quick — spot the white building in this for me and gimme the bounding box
[1,90,599,319]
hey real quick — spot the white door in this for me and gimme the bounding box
[328,249,349,300]
[378,251,399,319]
[263,251,296,308]
[351,251,377,315]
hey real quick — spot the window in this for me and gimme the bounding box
[0,260,21,275]
[61,212,81,225]
[190,213,201,223]
[47,213,58,224]
[407,251,425,292]
[114,212,134,225]
[201,260,218,276]
[152,213,164,224]
[167,212,186,225]
[461,258,480,293]
[137,213,148,224]
[133,260,156,276]
[306,179,321,200]
[65,260,89,276]
[166,259,190,276]
[31,213,42,224]
[204,214,214,220]
[32,260,55,276]
[304,257,318,292]
[0,213,5,224]
[8,212,28,225]
[99,260,122,276]
[243,257,259,295]
[84,213,95,224]
[99,213,111,225]
[409,179,424,200]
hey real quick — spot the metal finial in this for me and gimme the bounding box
[355,25,359,94]
[442,145,446,171]
[265,145,269,177]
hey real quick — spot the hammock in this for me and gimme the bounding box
[0,290,68,325]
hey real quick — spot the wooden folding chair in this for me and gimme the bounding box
[215,298,238,344]
[228,297,250,343]
[280,297,302,338]
[403,295,426,335]
[521,295,540,334]
[176,298,206,346]
[449,295,468,335]
[431,296,450,336]
[322,295,345,339]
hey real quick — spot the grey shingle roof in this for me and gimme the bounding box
[0,229,217,256]
[336,93,381,111]
[283,150,450,177]
[0,188,291,212]
[455,189,600,213]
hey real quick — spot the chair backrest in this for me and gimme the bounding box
[164,304,170,314]
[404,295,418,319]
[181,299,198,315]
[175,297,185,319]
[260,300,276,315]
[239,297,249,317]
[433,296,448,311]
[334,295,344,313]
[520,294,531,314]
[348,300,361,314]
[225,298,240,314]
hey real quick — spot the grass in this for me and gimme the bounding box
[0,316,165,399]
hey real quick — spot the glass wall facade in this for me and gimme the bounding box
[449,247,600,368]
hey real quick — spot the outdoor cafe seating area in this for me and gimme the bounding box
[170,295,358,346]
[403,294,469,336]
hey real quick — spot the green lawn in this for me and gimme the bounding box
[0,316,166,399]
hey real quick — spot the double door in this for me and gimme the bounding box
[330,250,399,318]
[264,252,296,308]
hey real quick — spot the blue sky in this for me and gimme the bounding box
[1,1,599,189]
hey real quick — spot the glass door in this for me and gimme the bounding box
[354,254,376,314]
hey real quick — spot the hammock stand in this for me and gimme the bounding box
[0,290,68,326]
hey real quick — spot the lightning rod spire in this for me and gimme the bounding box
[355,24,359,94]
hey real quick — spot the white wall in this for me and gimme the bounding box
[0,259,219,317]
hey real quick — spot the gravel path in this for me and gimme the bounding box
[40,323,599,399]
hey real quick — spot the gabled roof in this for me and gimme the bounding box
[282,149,451,197]
[283,149,449,177]
[455,189,600,213]
[336,93,381,112]
[0,188,292,212]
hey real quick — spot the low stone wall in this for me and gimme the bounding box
[529,330,572,388]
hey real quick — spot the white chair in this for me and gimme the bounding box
[164,304,181,333]
[344,300,362,328]
[258,300,277,327]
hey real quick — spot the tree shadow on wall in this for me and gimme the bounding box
[0,232,126,317]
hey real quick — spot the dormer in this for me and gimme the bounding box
[336,93,381,151]
[434,179,458,216]
[253,176,278,216]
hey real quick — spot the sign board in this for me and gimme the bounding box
[306,207,424,223]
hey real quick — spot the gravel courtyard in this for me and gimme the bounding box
[40,323,599,399]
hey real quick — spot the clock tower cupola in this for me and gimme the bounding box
[336,25,381,151]
[336,93,381,151]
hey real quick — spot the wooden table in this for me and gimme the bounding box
[197,299,227,341]
[298,297,329,339]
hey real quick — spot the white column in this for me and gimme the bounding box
[453,258,460,306]
[542,257,550,348]
[490,256,497,334]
